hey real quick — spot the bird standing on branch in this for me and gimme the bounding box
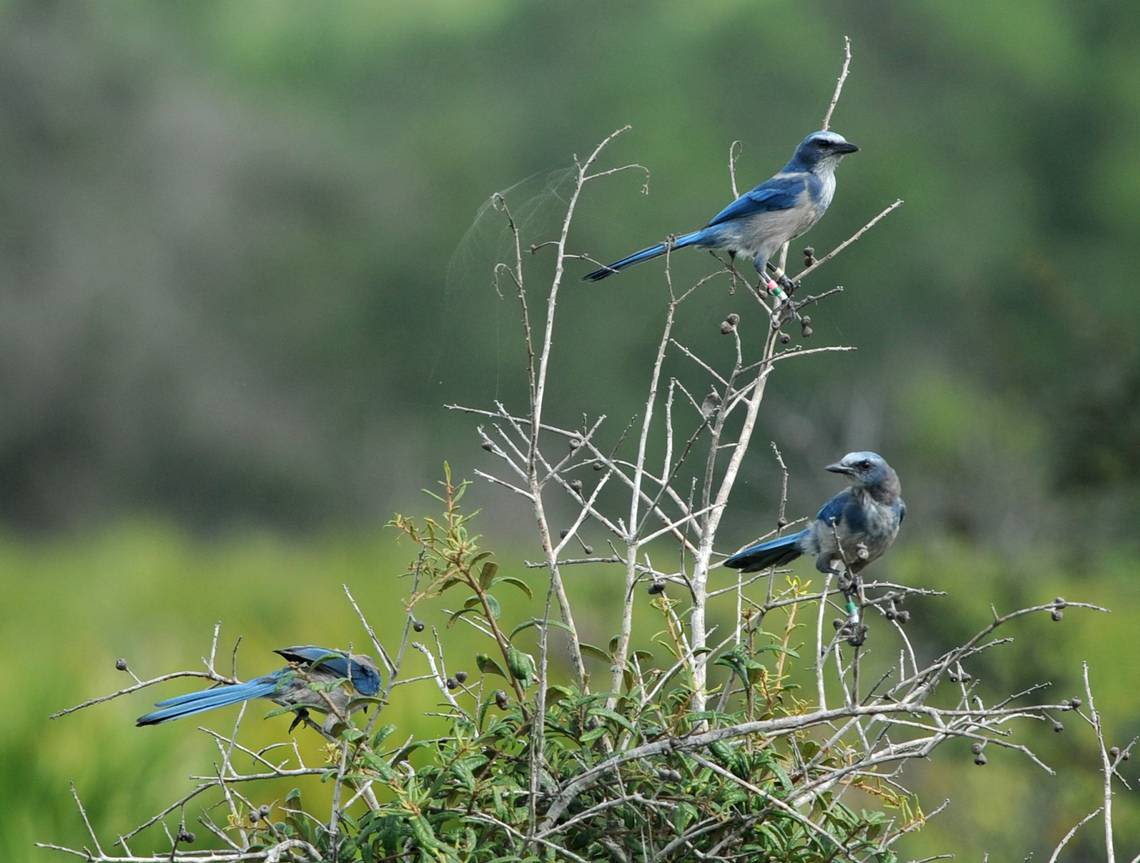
[725,451,904,578]
[136,645,381,732]
[583,130,858,299]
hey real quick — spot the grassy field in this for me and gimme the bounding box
[11,521,1139,860]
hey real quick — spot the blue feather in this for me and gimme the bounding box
[706,174,807,227]
[137,675,282,726]
[583,229,710,281]
[724,529,807,572]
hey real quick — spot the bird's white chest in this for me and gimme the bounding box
[816,172,837,213]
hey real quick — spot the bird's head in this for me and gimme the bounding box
[791,130,859,171]
[825,451,897,493]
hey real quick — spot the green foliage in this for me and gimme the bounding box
[202,483,919,862]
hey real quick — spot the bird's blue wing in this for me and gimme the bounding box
[815,489,853,527]
[707,174,807,227]
[276,645,340,666]
[274,645,381,695]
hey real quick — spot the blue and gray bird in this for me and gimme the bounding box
[583,130,858,287]
[725,451,904,576]
[136,645,381,731]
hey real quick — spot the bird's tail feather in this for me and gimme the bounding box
[583,229,707,281]
[724,530,806,572]
[137,679,279,726]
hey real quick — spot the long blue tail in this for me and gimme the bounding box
[724,529,806,572]
[137,676,280,726]
[583,229,709,281]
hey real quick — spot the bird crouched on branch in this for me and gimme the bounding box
[725,451,905,581]
[136,645,381,733]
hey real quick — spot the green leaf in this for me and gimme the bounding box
[588,707,636,734]
[579,642,611,663]
[509,618,573,641]
[546,684,573,704]
[479,561,499,589]
[506,646,536,685]
[448,606,479,627]
[756,643,801,659]
[579,726,608,744]
[484,593,501,619]
[476,653,507,678]
[496,575,533,599]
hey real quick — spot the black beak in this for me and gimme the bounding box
[825,462,855,475]
[835,141,859,154]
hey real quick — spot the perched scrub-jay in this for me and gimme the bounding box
[725,451,904,577]
[136,645,381,730]
[583,130,858,292]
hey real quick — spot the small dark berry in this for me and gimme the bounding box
[648,580,666,595]
[832,618,844,630]
[974,753,987,766]
[1053,721,1064,733]
[855,543,870,560]
[560,528,570,539]
[569,479,583,494]
[779,332,791,345]
[801,315,812,325]
[115,658,129,671]
[455,671,468,684]
[720,320,736,335]
[412,619,425,633]
[582,545,594,554]
[971,742,984,755]
[569,438,582,450]
[593,461,605,471]
[777,517,788,529]
[495,689,509,709]
[949,673,960,683]
[446,677,458,690]
[726,313,740,325]
[1070,697,1082,709]
[177,829,196,843]
[1110,746,1121,760]
[1051,608,1064,622]
[885,609,897,621]
[481,441,493,452]
[801,325,814,338]
[1053,596,1066,608]
[896,610,911,624]
[1123,750,1131,761]
[258,804,270,817]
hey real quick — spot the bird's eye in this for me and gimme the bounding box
[858,460,871,470]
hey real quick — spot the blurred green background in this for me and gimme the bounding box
[5,0,1139,859]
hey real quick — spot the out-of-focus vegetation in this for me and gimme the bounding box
[5,0,1138,859]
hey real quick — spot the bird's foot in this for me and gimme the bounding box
[845,622,869,647]
[838,585,867,646]
[761,277,802,323]
[288,707,311,733]
[777,273,802,295]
